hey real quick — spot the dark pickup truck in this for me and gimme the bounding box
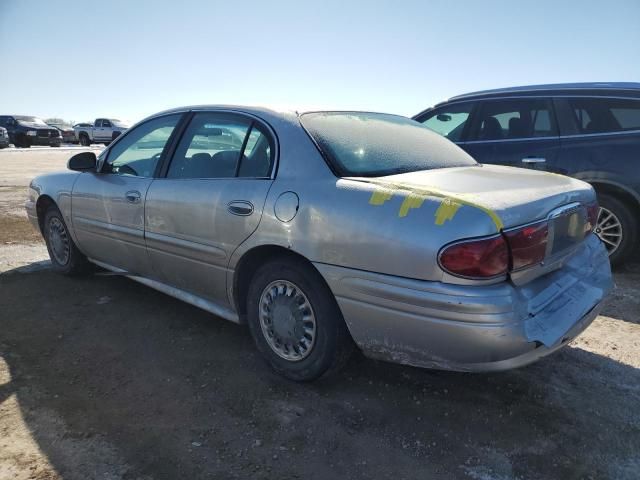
[0,115,62,148]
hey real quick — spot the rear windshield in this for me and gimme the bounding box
[300,112,477,177]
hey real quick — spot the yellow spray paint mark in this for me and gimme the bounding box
[365,180,505,232]
[398,193,425,217]
[434,198,462,225]
[369,189,394,205]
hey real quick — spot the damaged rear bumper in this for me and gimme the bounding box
[315,234,612,372]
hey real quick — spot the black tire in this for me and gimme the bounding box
[79,133,91,146]
[43,206,91,275]
[246,257,354,381]
[14,135,30,148]
[596,193,638,267]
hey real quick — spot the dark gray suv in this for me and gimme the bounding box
[414,82,640,266]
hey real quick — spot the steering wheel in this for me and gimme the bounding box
[117,164,138,176]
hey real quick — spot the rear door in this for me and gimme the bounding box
[71,113,183,276]
[462,98,561,171]
[144,111,275,305]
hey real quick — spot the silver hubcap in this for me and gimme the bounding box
[259,280,317,362]
[48,217,70,265]
[595,207,623,255]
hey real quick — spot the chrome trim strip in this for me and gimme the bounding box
[457,128,640,145]
[89,258,240,323]
[145,231,226,260]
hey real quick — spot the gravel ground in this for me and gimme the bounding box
[0,148,638,480]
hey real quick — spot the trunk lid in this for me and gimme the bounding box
[358,164,595,231]
[349,164,597,284]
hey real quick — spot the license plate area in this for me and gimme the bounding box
[547,203,587,257]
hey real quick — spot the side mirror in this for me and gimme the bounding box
[68,152,97,171]
[437,114,452,122]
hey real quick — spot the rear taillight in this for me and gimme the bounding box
[439,222,548,279]
[503,221,548,271]
[585,202,599,236]
[439,236,509,278]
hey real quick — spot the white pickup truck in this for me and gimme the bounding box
[74,118,129,146]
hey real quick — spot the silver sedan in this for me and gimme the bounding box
[25,106,613,381]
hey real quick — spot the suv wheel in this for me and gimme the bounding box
[246,257,353,381]
[595,193,638,267]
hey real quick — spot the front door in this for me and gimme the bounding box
[144,111,275,304]
[462,98,560,171]
[71,113,183,275]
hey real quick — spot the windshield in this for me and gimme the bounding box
[110,119,129,127]
[300,112,477,177]
[15,116,47,125]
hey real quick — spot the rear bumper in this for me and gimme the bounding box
[315,234,612,372]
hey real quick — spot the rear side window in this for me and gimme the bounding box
[167,113,274,179]
[300,112,477,177]
[470,99,557,141]
[569,97,640,134]
[418,103,473,142]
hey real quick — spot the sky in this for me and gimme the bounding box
[1,0,639,124]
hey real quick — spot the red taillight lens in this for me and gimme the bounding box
[503,221,549,271]
[585,203,599,236]
[439,236,509,278]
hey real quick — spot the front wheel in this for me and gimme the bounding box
[43,206,91,275]
[595,193,638,267]
[247,258,353,381]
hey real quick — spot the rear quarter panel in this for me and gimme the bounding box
[232,175,501,284]
[555,131,640,201]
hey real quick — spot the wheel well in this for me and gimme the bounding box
[233,245,319,319]
[591,182,640,216]
[35,195,55,233]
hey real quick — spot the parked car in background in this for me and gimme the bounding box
[0,127,9,148]
[26,106,612,381]
[0,115,62,147]
[48,123,77,144]
[74,118,129,146]
[414,82,640,266]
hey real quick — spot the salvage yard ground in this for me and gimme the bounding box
[0,148,639,479]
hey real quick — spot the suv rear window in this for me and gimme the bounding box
[300,112,477,177]
[569,97,640,134]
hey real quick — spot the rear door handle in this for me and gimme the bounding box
[227,200,254,216]
[125,190,141,203]
[522,157,546,163]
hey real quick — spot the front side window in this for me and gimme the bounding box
[418,103,473,142]
[102,120,112,128]
[300,112,477,177]
[104,114,181,177]
[167,113,274,179]
[569,97,640,134]
[471,99,557,141]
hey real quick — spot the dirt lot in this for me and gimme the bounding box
[1,149,639,480]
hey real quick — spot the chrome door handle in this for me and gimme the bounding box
[125,190,141,203]
[227,200,254,216]
[522,157,546,163]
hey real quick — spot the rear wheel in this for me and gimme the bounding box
[595,193,638,266]
[43,206,91,275]
[79,133,91,146]
[246,257,353,381]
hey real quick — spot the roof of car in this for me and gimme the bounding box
[447,82,640,101]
